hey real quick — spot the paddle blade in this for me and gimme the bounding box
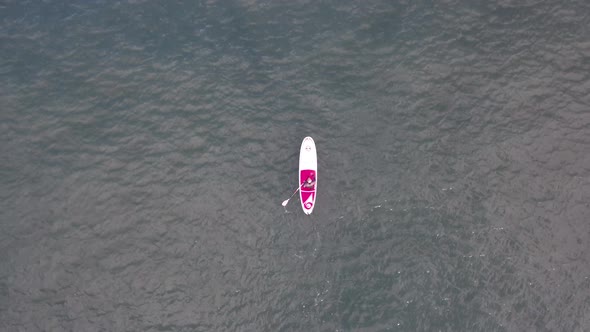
[282,199,289,207]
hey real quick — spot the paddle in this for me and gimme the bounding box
[282,182,305,207]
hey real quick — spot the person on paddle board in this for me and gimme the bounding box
[303,173,316,189]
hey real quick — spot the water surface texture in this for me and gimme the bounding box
[2,1,590,331]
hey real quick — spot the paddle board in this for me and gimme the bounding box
[299,136,317,215]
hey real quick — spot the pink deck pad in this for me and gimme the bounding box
[300,169,316,210]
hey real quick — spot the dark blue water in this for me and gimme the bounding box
[2,1,590,331]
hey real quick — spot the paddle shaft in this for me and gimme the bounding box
[282,182,305,206]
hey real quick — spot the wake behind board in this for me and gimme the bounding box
[299,136,317,215]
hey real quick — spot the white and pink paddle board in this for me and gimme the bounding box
[299,136,317,215]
